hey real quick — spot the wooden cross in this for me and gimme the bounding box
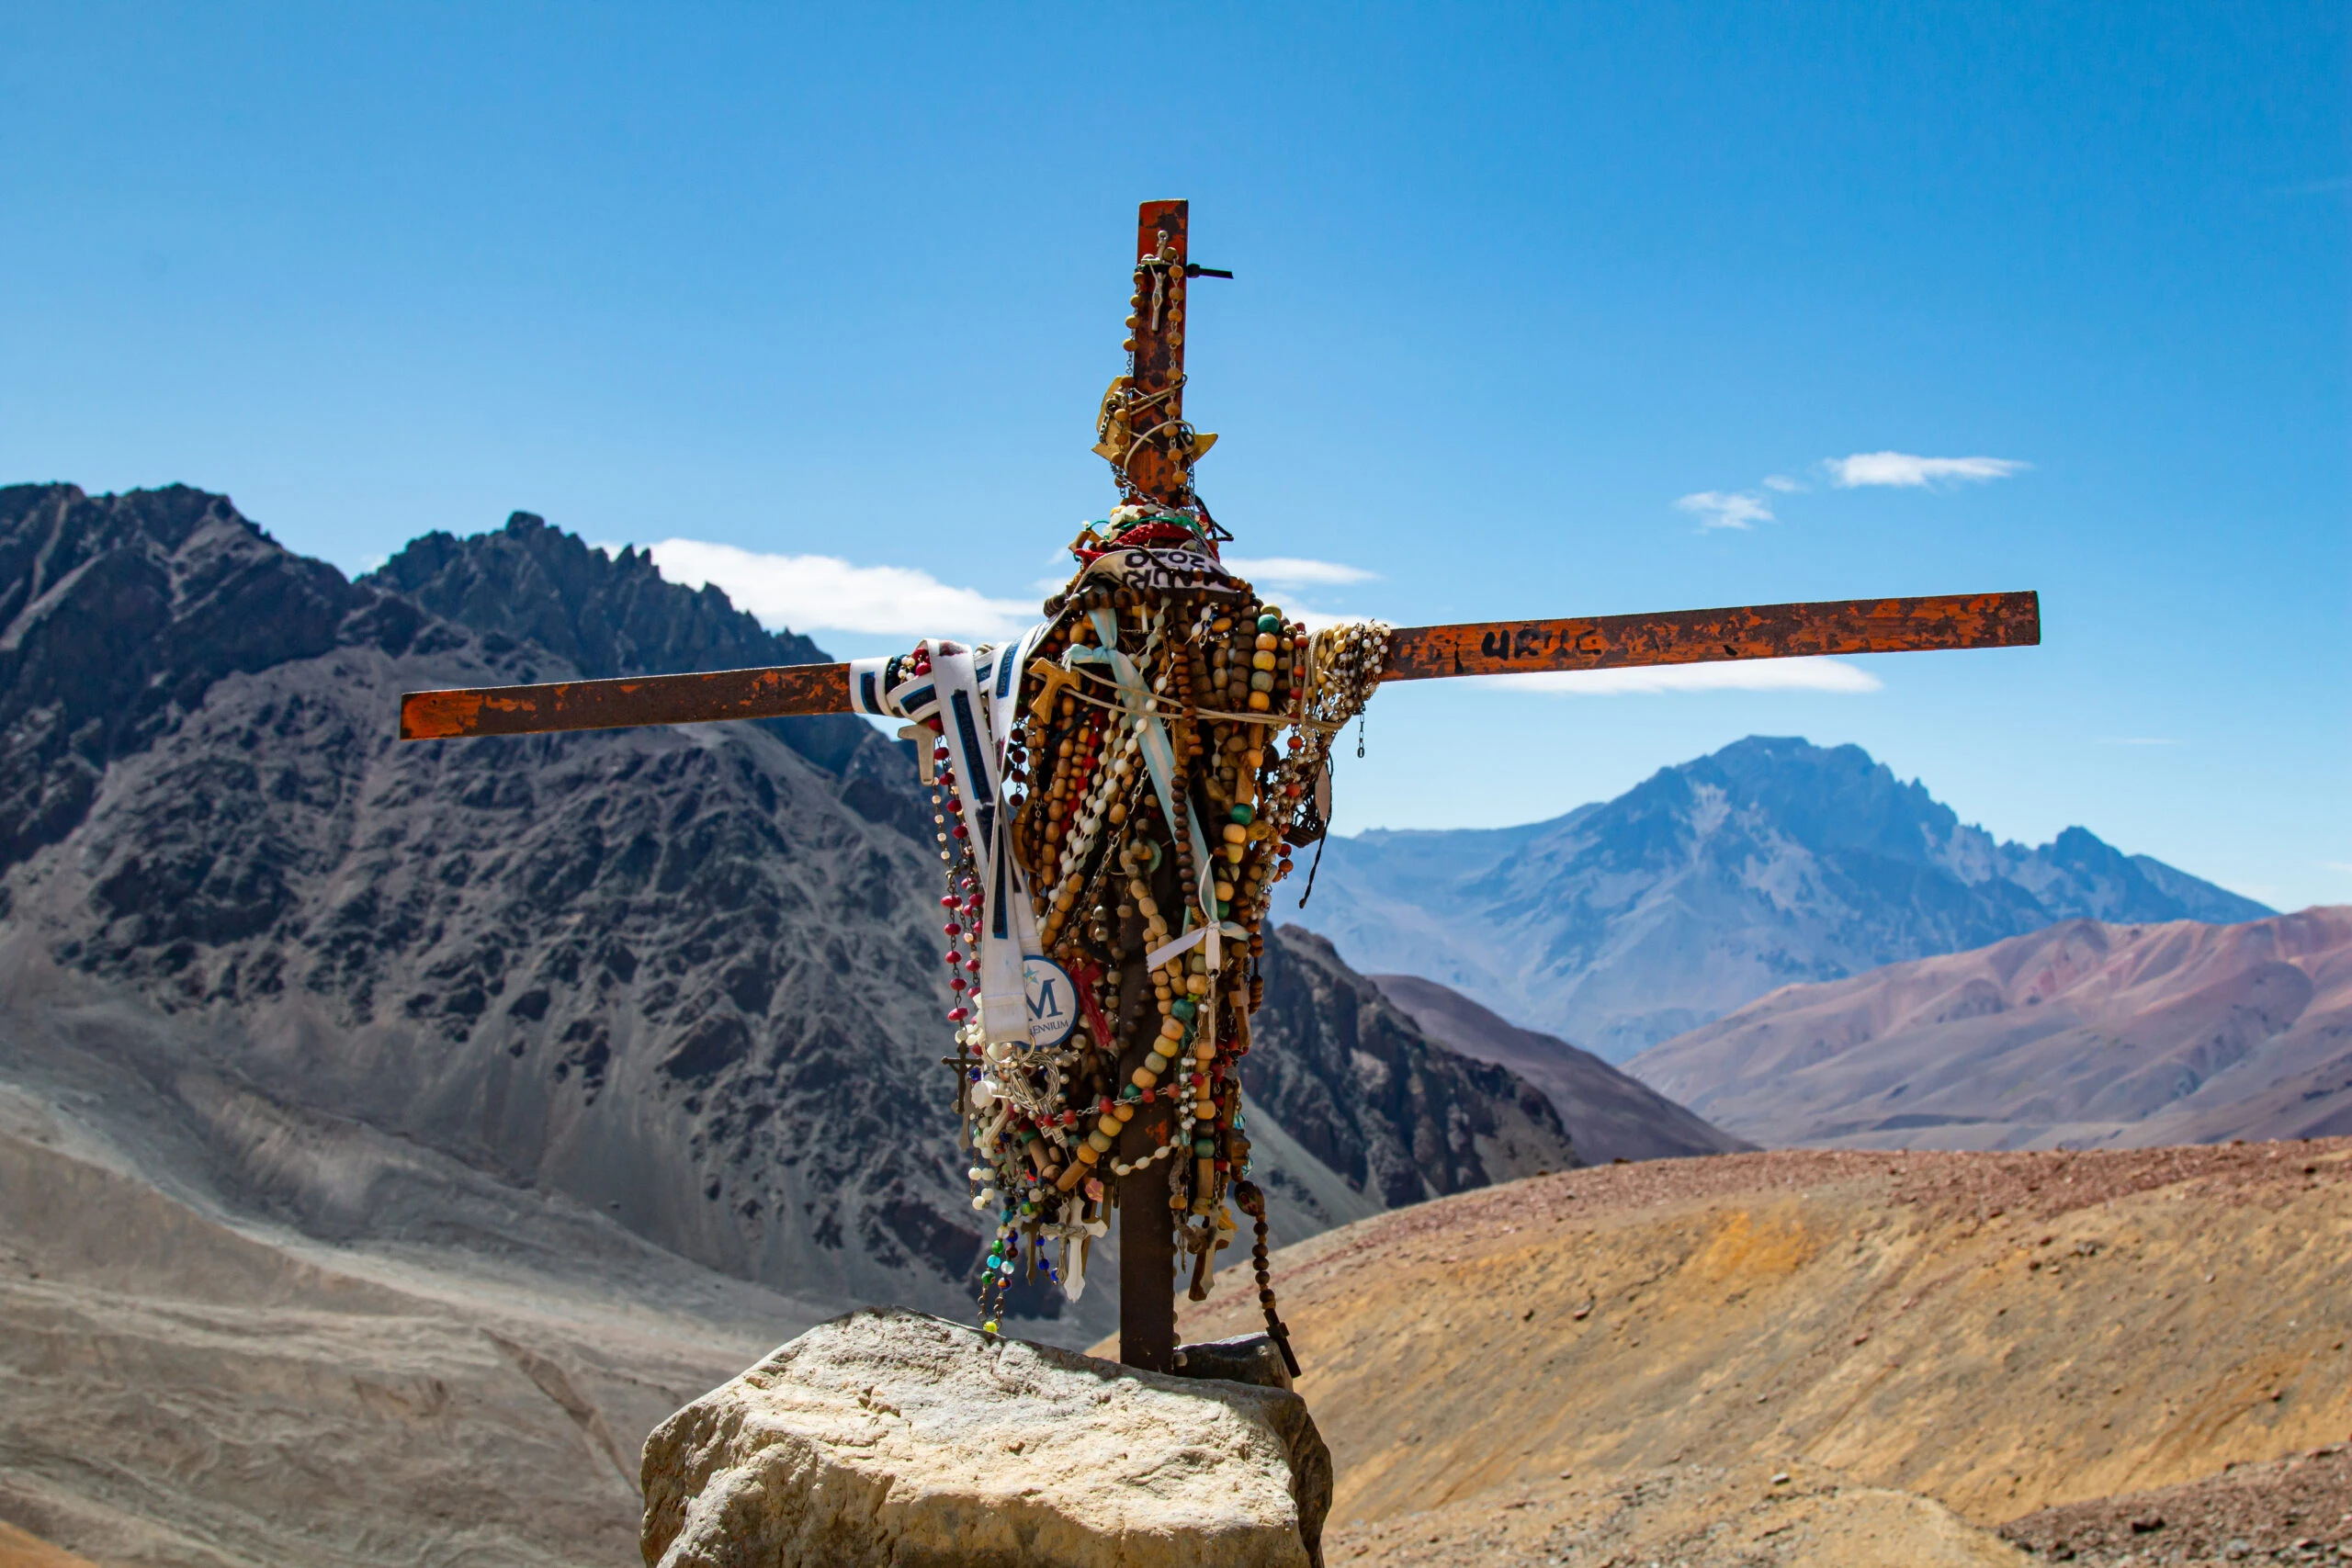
[399,200,2038,1374]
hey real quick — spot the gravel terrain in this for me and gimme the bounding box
[2001,1446,2352,1565]
[1166,1141,2352,1553]
[1321,1460,2027,1566]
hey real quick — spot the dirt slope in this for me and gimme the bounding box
[0,1522,100,1568]
[1310,1461,2029,1566]
[2000,1444,2350,1564]
[1170,1141,2352,1560]
[1630,907,2352,1149]
[0,1104,813,1568]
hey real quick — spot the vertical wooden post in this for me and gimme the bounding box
[1122,198,1191,510]
[1116,198,1189,1373]
[1116,1005,1178,1371]
[1117,781,1180,1372]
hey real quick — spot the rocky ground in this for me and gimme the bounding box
[0,1520,99,1568]
[11,1131,2348,1565]
[1168,1140,2352,1566]
[1321,1461,2027,1566]
[1317,1450,2352,1567]
[1999,1445,2351,1565]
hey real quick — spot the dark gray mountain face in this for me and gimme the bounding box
[1283,736,2272,1063]
[368,513,880,780]
[0,483,1568,1343]
[0,485,989,1316]
[0,483,379,875]
[1247,929,1576,1207]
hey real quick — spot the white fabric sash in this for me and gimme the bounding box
[1063,608,1218,921]
[842,629,1048,1046]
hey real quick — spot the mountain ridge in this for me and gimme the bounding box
[1283,735,2269,1061]
[367,511,880,778]
[0,481,1575,1349]
[1626,904,2352,1149]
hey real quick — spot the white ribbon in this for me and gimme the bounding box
[843,630,1053,1047]
[1143,919,1249,973]
[1063,605,1245,1066]
[1064,608,1218,921]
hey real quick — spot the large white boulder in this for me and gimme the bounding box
[641,1308,1330,1568]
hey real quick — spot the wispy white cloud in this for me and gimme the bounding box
[1760,474,1804,493]
[1676,491,1774,531]
[1286,606,1357,634]
[1221,556,1378,587]
[2322,861,2352,876]
[1826,452,2030,489]
[1479,656,1882,696]
[626,537,1037,640]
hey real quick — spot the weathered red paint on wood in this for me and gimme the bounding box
[398,662,848,740]
[1122,198,1190,507]
[397,592,2039,739]
[1381,591,2040,682]
[1119,200,1190,1376]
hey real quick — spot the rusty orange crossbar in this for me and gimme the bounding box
[398,591,2039,740]
[1381,590,2040,682]
[399,662,849,739]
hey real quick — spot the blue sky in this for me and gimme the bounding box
[3,4,2344,909]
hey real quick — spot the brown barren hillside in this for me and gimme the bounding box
[0,1522,99,1568]
[1372,972,1750,1164]
[1630,907,2352,1149]
[1162,1142,2352,1565]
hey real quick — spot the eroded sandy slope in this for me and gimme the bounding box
[0,1115,822,1568]
[1169,1141,2352,1555]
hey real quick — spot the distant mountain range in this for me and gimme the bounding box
[1628,906,2352,1150]
[0,483,1590,1350]
[1280,736,2272,1062]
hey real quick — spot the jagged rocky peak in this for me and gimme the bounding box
[1293,734,2272,1061]
[1250,927,1576,1205]
[1621,737,2269,924]
[0,491,980,1323]
[1667,735,1958,859]
[0,483,413,873]
[368,510,885,779]
[369,511,828,680]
